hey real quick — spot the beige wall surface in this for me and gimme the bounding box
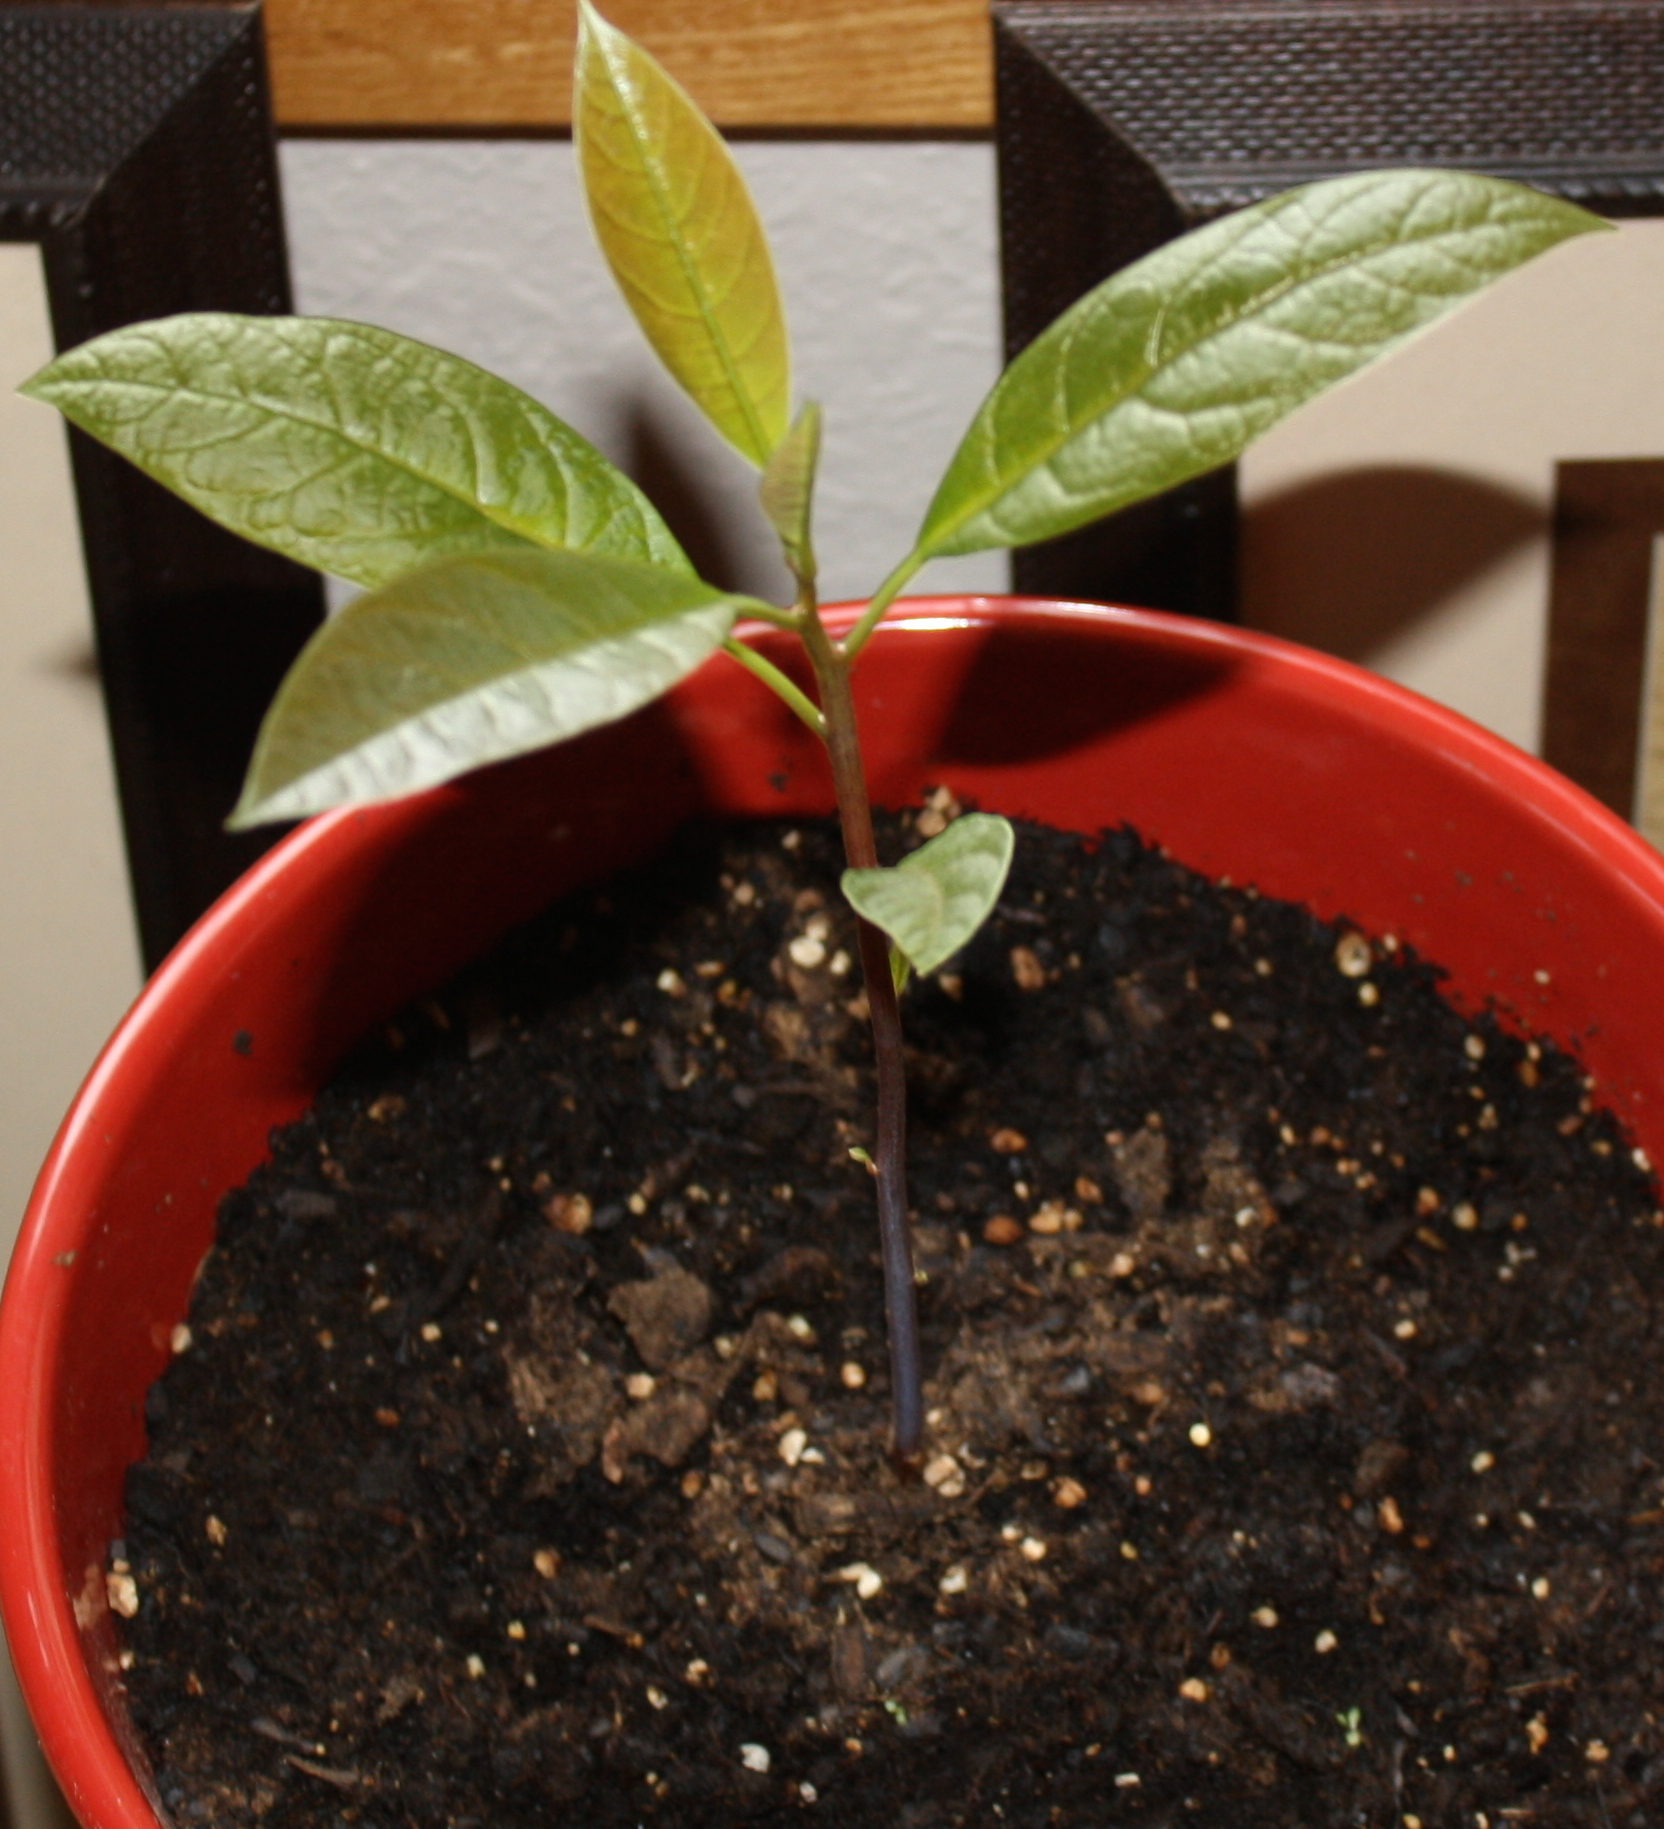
[1241,219,1664,759]
[0,242,139,1829]
[0,244,141,1251]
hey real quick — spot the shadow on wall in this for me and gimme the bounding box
[623,396,769,599]
[1240,465,1543,662]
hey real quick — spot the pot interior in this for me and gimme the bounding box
[7,599,1664,1828]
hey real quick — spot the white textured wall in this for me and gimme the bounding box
[278,140,1008,608]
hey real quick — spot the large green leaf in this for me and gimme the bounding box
[917,170,1606,558]
[842,813,1015,979]
[230,548,753,827]
[575,0,790,466]
[23,314,690,588]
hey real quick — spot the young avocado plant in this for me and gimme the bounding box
[22,3,1603,1464]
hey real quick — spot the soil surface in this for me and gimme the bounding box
[118,811,1664,1828]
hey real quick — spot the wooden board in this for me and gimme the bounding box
[265,0,994,130]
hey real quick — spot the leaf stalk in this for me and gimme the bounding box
[840,549,926,661]
[720,636,826,736]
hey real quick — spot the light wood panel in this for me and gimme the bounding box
[265,0,993,130]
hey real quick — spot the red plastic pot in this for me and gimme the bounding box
[7,597,1664,1827]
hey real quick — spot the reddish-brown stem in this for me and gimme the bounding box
[797,611,924,1468]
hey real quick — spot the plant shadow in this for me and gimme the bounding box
[622,398,747,590]
[1239,464,1542,662]
[927,615,1241,770]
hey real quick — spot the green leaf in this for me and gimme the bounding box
[917,170,1607,558]
[759,401,821,580]
[22,313,691,589]
[231,547,753,827]
[842,813,1015,978]
[575,0,790,466]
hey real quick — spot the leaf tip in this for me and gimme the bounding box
[224,788,277,833]
[574,0,615,77]
[16,358,62,404]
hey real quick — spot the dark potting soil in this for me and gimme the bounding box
[118,812,1664,1829]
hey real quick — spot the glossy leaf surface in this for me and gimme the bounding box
[575,1,790,465]
[759,401,821,579]
[918,170,1605,557]
[843,813,1016,978]
[24,314,690,589]
[232,548,748,826]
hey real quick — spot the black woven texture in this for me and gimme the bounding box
[0,2,323,970]
[1,6,232,193]
[994,0,1664,617]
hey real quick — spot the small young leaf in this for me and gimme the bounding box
[23,314,690,588]
[231,548,755,827]
[842,813,1015,979]
[575,0,790,466]
[916,170,1606,558]
[759,401,821,580]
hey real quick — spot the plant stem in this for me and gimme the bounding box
[732,598,801,632]
[797,607,925,1467]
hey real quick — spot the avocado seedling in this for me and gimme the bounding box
[21,4,1604,1463]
